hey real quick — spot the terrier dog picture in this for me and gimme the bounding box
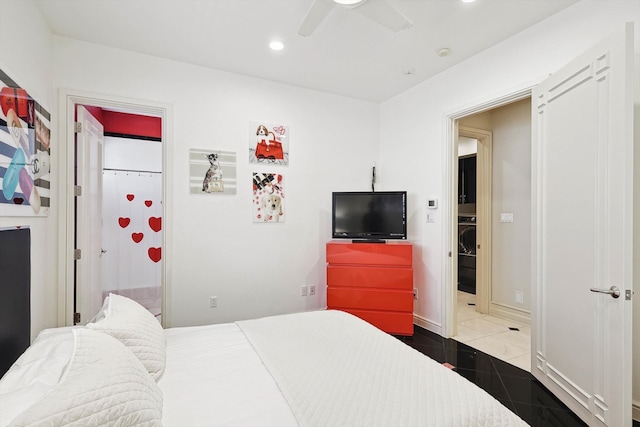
[202,153,224,193]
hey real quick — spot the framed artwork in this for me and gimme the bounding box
[189,149,237,194]
[252,172,284,223]
[0,68,51,216]
[249,121,289,166]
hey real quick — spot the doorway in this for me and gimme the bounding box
[94,109,163,322]
[449,97,533,371]
[57,90,172,328]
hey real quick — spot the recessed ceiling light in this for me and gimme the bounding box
[462,0,476,3]
[269,41,284,51]
[437,47,451,57]
[334,0,365,5]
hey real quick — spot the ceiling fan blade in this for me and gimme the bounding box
[355,0,413,33]
[298,0,336,36]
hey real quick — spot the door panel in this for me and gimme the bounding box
[75,106,104,324]
[531,24,633,426]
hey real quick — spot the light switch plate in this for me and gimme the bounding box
[500,213,514,223]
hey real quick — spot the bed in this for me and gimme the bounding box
[0,293,528,426]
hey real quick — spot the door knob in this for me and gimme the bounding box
[589,286,620,298]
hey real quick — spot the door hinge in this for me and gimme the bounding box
[74,312,81,324]
[73,248,82,260]
[626,289,633,300]
[74,122,82,133]
[74,185,82,196]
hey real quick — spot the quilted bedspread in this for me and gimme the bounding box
[237,310,528,427]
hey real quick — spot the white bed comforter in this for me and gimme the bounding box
[236,310,528,427]
[160,310,527,427]
[159,322,298,427]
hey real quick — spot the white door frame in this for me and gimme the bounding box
[56,89,173,327]
[442,85,534,338]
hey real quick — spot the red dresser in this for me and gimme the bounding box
[326,240,413,336]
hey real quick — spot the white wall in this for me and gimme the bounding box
[379,0,640,416]
[51,36,380,327]
[0,0,56,339]
[489,99,532,313]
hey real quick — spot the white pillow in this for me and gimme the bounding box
[87,293,166,381]
[8,328,163,427]
[0,328,76,426]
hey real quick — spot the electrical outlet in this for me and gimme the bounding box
[309,284,316,295]
[515,291,524,304]
[413,288,418,300]
[210,296,218,308]
[300,285,308,296]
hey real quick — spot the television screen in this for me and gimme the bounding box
[332,191,407,241]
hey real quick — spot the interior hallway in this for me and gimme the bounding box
[454,291,531,372]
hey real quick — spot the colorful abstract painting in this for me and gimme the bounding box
[0,69,51,216]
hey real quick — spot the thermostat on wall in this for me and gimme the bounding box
[427,199,438,209]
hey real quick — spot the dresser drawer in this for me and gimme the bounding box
[327,265,412,290]
[328,288,413,312]
[326,242,412,266]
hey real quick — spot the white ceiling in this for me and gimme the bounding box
[34,0,578,103]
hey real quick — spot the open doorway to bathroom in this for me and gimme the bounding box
[98,108,163,321]
[452,98,532,372]
[58,90,170,328]
[75,105,164,324]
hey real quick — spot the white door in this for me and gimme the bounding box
[531,23,633,426]
[75,106,104,324]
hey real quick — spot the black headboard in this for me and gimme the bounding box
[0,227,30,378]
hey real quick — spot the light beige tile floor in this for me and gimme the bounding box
[453,291,531,372]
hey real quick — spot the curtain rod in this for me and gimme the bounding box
[103,167,161,174]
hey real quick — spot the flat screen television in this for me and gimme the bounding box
[332,191,407,242]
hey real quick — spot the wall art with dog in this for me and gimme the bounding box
[189,149,237,194]
[0,68,51,216]
[249,121,289,166]
[252,172,285,223]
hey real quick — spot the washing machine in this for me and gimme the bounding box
[458,214,476,294]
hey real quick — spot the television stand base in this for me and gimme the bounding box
[352,239,386,244]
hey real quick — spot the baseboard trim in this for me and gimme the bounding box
[633,400,640,422]
[413,313,441,335]
[489,303,531,326]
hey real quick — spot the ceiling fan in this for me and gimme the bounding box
[298,0,413,37]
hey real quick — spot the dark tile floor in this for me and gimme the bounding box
[396,326,640,427]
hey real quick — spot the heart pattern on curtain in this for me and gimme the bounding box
[117,193,162,262]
